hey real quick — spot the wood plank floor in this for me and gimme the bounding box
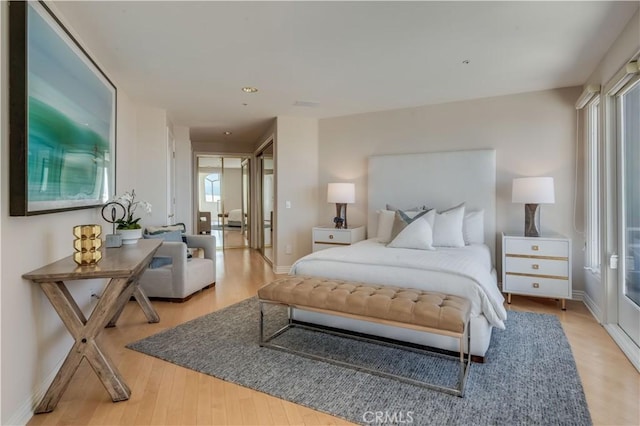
[28,248,639,426]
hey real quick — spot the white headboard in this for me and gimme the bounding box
[367,149,497,262]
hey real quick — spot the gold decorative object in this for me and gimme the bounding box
[73,224,103,266]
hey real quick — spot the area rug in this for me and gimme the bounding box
[127,297,592,425]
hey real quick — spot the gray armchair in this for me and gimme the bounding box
[138,234,216,302]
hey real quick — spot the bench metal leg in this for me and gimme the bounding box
[259,299,472,397]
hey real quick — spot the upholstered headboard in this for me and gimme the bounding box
[367,149,497,263]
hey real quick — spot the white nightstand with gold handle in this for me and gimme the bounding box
[501,232,572,310]
[312,226,365,252]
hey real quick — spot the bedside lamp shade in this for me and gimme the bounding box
[327,183,355,229]
[512,177,555,237]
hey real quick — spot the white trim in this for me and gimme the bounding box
[274,265,291,274]
[6,356,65,426]
[582,291,604,324]
[603,324,640,373]
[575,84,600,109]
[572,290,584,301]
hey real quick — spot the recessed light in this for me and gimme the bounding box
[223,131,232,135]
[462,59,470,64]
[242,86,258,93]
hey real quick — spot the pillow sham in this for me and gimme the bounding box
[433,203,466,248]
[385,204,427,212]
[375,210,397,243]
[463,209,484,245]
[387,217,434,250]
[376,208,433,243]
[389,209,432,242]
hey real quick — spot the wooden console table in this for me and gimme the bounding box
[23,239,162,413]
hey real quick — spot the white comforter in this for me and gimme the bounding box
[290,239,507,329]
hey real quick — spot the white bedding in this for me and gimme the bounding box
[228,209,243,222]
[290,239,507,329]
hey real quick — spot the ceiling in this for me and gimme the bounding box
[53,1,638,145]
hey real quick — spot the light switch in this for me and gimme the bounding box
[285,201,291,209]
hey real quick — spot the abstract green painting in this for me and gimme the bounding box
[9,1,116,215]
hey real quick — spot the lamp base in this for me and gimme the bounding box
[334,203,348,229]
[524,203,540,237]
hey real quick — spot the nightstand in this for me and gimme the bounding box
[502,232,572,310]
[312,226,366,252]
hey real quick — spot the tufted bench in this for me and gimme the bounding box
[257,275,472,396]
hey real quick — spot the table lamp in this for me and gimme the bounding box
[512,177,555,237]
[327,183,355,229]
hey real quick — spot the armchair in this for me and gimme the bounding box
[138,234,216,302]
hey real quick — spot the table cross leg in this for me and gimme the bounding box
[107,283,159,327]
[35,277,135,413]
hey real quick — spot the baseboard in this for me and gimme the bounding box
[6,356,65,426]
[571,289,584,301]
[273,265,291,274]
[603,324,640,373]
[581,291,603,324]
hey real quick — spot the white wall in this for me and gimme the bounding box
[133,106,169,227]
[318,87,585,290]
[274,116,320,272]
[0,3,172,422]
[174,125,193,231]
[223,168,242,212]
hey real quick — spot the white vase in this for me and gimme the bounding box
[116,228,143,245]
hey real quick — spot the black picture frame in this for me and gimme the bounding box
[9,0,117,216]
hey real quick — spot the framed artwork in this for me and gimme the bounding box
[9,0,116,216]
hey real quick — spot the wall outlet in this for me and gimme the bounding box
[285,244,292,254]
[90,284,102,300]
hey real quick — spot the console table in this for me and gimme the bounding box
[23,239,162,413]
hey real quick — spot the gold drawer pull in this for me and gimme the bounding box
[532,282,540,288]
[531,245,539,251]
[532,264,540,270]
[329,235,334,240]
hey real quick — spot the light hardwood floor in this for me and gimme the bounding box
[28,248,639,426]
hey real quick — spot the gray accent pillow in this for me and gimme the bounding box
[149,256,173,269]
[143,230,183,242]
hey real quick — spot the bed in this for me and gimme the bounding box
[290,149,506,359]
[227,209,245,227]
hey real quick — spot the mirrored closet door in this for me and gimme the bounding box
[196,155,249,249]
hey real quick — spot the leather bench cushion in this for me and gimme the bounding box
[258,276,470,333]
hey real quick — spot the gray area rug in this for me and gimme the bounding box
[127,297,592,425]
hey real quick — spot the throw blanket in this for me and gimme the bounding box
[291,240,507,329]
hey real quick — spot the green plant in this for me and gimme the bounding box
[113,189,151,230]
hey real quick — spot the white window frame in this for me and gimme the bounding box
[586,96,601,275]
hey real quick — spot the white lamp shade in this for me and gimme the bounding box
[512,177,555,204]
[327,183,355,204]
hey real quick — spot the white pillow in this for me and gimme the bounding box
[387,217,434,250]
[463,210,484,245]
[376,210,396,243]
[433,203,466,247]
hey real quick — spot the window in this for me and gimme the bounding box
[618,79,640,306]
[586,97,601,274]
[204,173,220,203]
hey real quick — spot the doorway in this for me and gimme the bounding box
[196,155,249,249]
[257,142,274,263]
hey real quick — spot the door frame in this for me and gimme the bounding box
[192,151,253,247]
[601,58,640,372]
[255,138,275,264]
